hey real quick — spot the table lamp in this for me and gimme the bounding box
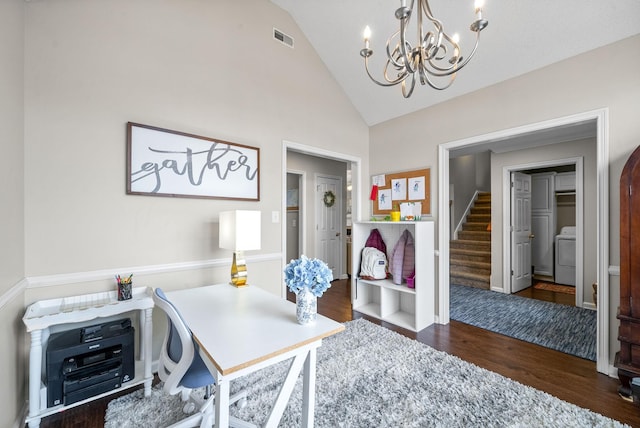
[219,210,261,287]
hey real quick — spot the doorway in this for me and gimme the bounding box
[438,109,609,374]
[507,160,583,307]
[282,141,362,298]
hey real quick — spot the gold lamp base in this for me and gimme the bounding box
[230,251,249,287]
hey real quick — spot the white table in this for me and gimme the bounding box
[22,287,154,428]
[166,284,344,428]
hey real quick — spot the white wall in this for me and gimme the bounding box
[10,1,369,425]
[21,0,368,292]
[369,34,640,365]
[0,0,24,288]
[0,1,25,426]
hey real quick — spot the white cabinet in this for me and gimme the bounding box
[351,221,434,331]
[555,172,576,192]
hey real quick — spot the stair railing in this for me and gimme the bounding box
[453,190,480,240]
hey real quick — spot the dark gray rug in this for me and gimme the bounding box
[105,319,623,427]
[450,284,597,361]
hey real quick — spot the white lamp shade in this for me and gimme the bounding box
[219,210,261,251]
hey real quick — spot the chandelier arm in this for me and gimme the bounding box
[363,57,409,87]
[420,0,445,57]
[398,12,416,74]
[387,32,411,70]
[401,72,417,98]
[425,32,481,77]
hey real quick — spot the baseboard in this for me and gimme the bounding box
[15,402,28,428]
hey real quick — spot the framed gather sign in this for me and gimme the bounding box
[126,122,260,200]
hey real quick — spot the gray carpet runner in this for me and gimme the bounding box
[450,284,596,361]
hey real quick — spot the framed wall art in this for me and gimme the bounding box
[126,122,260,200]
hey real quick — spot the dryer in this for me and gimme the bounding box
[555,226,576,286]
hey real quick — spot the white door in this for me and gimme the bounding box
[316,175,342,279]
[511,172,533,293]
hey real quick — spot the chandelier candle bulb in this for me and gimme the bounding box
[363,26,371,49]
[475,0,484,19]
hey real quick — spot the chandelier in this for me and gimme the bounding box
[359,0,488,98]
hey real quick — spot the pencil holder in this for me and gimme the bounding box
[117,282,132,301]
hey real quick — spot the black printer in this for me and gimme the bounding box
[46,318,134,407]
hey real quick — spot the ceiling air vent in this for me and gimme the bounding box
[273,28,294,48]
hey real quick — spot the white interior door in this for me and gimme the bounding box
[511,172,533,293]
[316,175,342,279]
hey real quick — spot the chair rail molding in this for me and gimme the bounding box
[25,253,282,289]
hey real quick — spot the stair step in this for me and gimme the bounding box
[462,222,490,231]
[467,213,491,223]
[470,206,491,215]
[474,202,491,209]
[450,191,492,291]
[450,270,490,290]
[458,230,491,241]
[450,258,491,273]
[450,239,491,251]
[450,248,491,263]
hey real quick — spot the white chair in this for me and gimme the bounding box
[153,288,256,428]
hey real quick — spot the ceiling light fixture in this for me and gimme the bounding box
[359,0,488,98]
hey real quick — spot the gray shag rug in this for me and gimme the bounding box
[450,284,597,361]
[105,319,625,428]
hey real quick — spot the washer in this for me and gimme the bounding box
[555,226,576,286]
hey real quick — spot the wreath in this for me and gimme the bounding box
[323,190,336,207]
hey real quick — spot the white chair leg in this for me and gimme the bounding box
[181,388,191,402]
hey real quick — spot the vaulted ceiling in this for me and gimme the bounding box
[271,0,640,126]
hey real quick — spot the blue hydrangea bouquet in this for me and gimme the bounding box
[284,255,333,297]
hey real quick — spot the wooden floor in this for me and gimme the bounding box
[514,282,577,306]
[35,279,640,427]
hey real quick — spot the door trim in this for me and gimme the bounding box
[438,108,609,374]
[287,169,306,261]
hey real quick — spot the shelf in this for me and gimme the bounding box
[354,303,382,319]
[357,278,416,295]
[351,221,434,332]
[29,360,152,420]
[385,310,415,331]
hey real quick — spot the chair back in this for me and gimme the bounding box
[153,288,196,395]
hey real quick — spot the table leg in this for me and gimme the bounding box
[301,347,317,428]
[264,350,309,428]
[28,329,43,428]
[143,307,153,396]
[215,376,230,428]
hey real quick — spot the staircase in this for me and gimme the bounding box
[450,192,491,290]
